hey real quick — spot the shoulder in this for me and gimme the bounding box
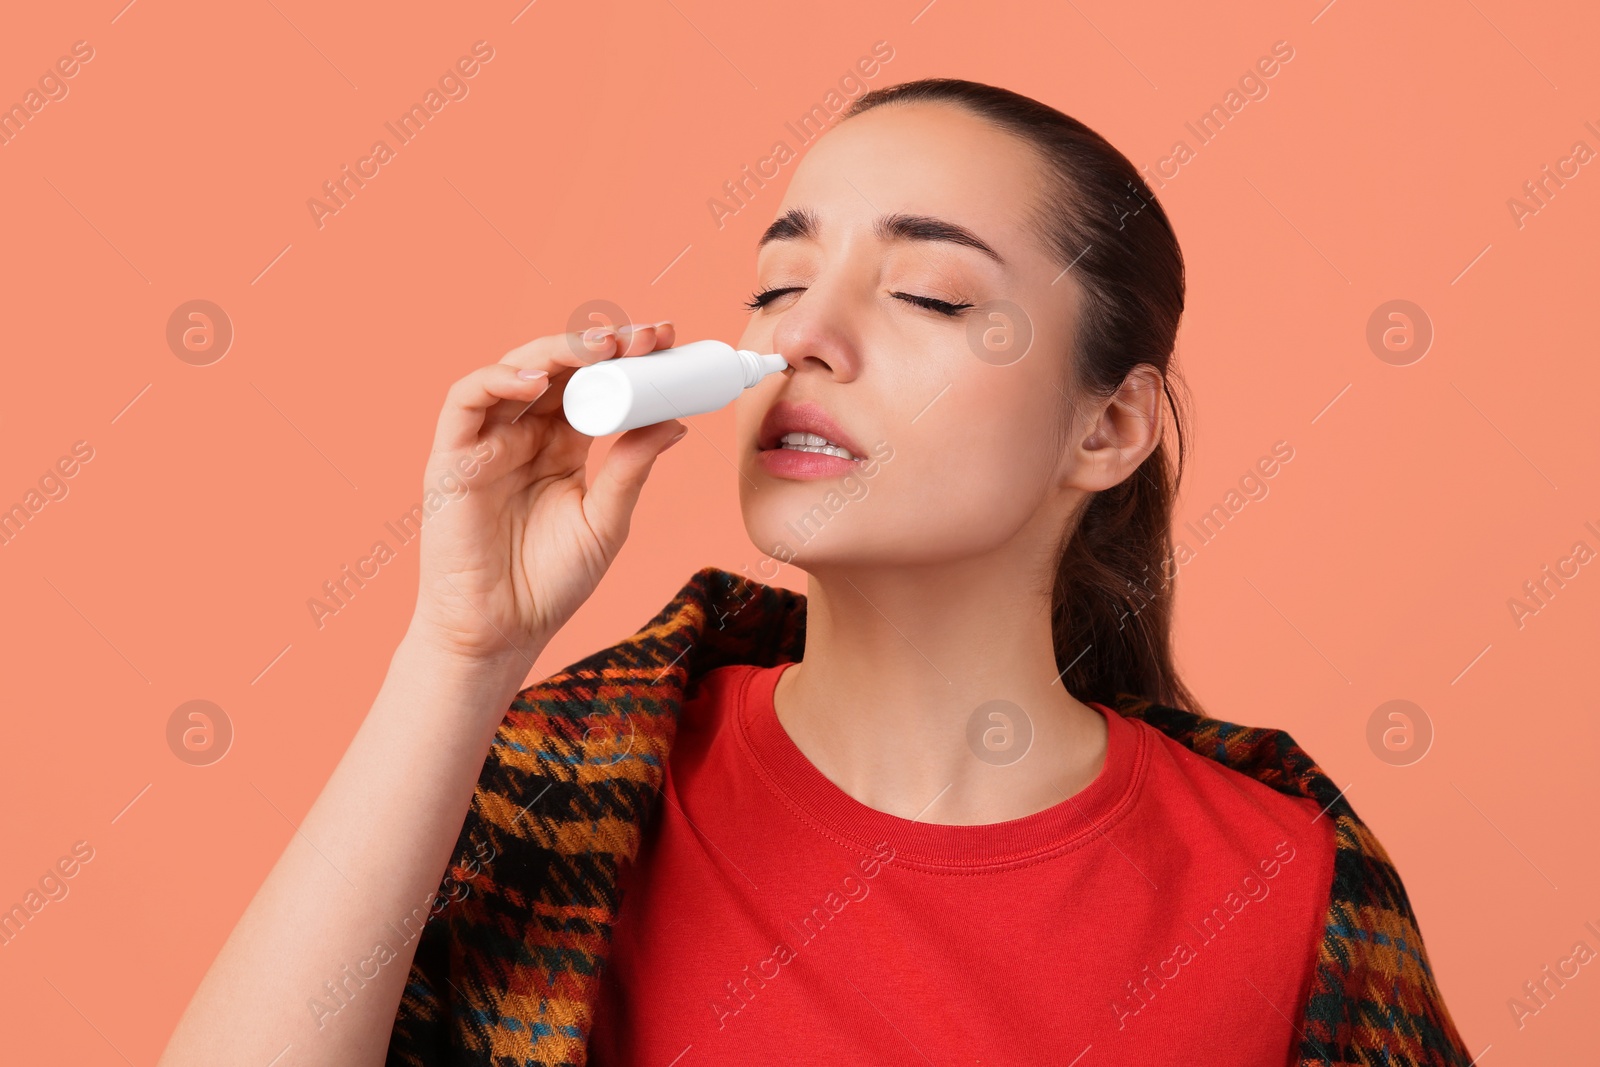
[1106,695,1475,1065]
[1104,694,1350,857]
[1105,696,1347,897]
[677,662,771,735]
[1124,707,1333,844]
[1108,707,1337,929]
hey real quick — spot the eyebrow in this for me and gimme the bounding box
[757,207,1005,265]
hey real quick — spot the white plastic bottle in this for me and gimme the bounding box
[561,339,788,436]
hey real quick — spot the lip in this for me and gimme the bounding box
[755,399,868,480]
[757,400,867,458]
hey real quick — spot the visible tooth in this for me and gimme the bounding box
[776,430,855,460]
[780,442,855,459]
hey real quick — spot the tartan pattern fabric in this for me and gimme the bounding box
[385,566,1472,1067]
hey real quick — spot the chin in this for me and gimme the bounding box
[743,507,908,571]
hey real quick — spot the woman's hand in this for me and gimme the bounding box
[157,324,687,1067]
[406,322,687,664]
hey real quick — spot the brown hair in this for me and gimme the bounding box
[842,78,1203,715]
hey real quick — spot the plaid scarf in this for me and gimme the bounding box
[386,566,1472,1066]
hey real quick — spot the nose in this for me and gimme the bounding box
[769,280,863,383]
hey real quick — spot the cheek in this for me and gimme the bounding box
[878,397,1056,546]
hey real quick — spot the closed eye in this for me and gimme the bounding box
[744,286,802,311]
[743,287,975,317]
[891,292,975,317]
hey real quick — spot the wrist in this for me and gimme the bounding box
[395,622,546,696]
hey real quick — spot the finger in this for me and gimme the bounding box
[499,328,621,377]
[432,363,553,454]
[609,321,673,359]
[580,418,687,554]
[601,321,672,358]
[506,321,679,423]
[649,320,677,352]
[498,321,673,378]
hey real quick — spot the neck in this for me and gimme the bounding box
[772,553,1107,825]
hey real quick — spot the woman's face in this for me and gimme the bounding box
[734,101,1090,574]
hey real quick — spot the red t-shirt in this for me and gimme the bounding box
[588,661,1335,1065]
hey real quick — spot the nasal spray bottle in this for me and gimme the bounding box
[561,339,788,436]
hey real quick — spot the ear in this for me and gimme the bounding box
[1065,364,1165,491]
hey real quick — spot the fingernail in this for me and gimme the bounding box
[516,368,548,380]
[663,428,688,450]
[583,326,615,344]
[616,322,652,338]
[652,320,672,329]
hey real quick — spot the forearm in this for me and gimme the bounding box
[159,629,540,1067]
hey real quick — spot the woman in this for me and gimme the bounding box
[159,79,1470,1066]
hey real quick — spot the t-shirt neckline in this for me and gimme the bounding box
[733,660,1148,872]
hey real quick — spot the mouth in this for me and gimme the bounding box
[773,431,857,460]
[756,400,866,463]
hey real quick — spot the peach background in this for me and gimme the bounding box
[2,0,1596,1061]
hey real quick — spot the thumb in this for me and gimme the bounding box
[581,420,688,550]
